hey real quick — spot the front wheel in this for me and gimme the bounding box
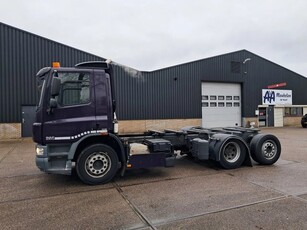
[219,140,246,169]
[250,134,281,165]
[76,144,119,185]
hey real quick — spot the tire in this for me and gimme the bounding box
[302,123,307,128]
[219,139,246,169]
[250,134,281,165]
[76,144,119,185]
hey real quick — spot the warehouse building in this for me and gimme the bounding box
[114,50,307,134]
[1,22,307,139]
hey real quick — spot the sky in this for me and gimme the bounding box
[1,0,307,76]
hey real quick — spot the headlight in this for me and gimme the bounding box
[36,147,44,156]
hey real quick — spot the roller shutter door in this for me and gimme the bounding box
[201,82,241,128]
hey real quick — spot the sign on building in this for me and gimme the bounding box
[262,89,292,105]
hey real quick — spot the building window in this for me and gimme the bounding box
[234,96,240,100]
[202,95,209,100]
[284,107,303,117]
[218,102,225,107]
[210,95,217,100]
[231,61,241,73]
[218,96,225,100]
[234,102,240,107]
[226,96,232,100]
[202,102,209,107]
[210,102,217,107]
[226,102,232,107]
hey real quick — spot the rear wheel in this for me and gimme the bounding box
[250,134,281,165]
[76,144,119,185]
[219,140,246,169]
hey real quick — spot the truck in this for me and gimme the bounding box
[33,61,281,185]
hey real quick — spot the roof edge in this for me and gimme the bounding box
[0,21,106,61]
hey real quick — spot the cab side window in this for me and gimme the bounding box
[54,72,90,106]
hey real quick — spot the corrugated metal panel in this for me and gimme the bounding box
[242,50,307,117]
[113,50,307,120]
[113,50,248,120]
[2,22,307,122]
[0,22,104,123]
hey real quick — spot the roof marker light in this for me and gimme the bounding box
[52,62,61,68]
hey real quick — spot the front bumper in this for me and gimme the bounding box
[35,145,72,175]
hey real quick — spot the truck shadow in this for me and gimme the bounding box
[113,155,222,186]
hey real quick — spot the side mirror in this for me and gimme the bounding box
[50,98,58,108]
[51,77,61,97]
[47,98,58,114]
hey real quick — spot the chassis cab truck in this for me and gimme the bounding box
[33,61,281,185]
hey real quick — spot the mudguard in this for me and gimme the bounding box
[209,133,252,166]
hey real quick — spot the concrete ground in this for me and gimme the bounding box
[0,127,307,229]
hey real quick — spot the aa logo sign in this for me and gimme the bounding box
[262,89,292,105]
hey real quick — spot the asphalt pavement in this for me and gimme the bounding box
[0,127,307,229]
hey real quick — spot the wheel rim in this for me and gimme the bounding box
[261,140,277,159]
[85,152,111,178]
[223,142,241,163]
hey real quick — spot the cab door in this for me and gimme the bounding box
[94,70,113,132]
[43,69,97,143]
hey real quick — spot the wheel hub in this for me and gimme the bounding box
[85,152,111,178]
[262,141,276,159]
[93,160,103,170]
[223,142,240,163]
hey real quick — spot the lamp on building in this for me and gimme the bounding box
[243,58,251,64]
[243,58,251,74]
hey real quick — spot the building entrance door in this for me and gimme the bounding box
[268,105,275,127]
[21,105,36,137]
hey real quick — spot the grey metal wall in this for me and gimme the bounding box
[242,51,307,116]
[113,50,307,120]
[2,22,307,122]
[0,22,104,123]
[111,50,255,119]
